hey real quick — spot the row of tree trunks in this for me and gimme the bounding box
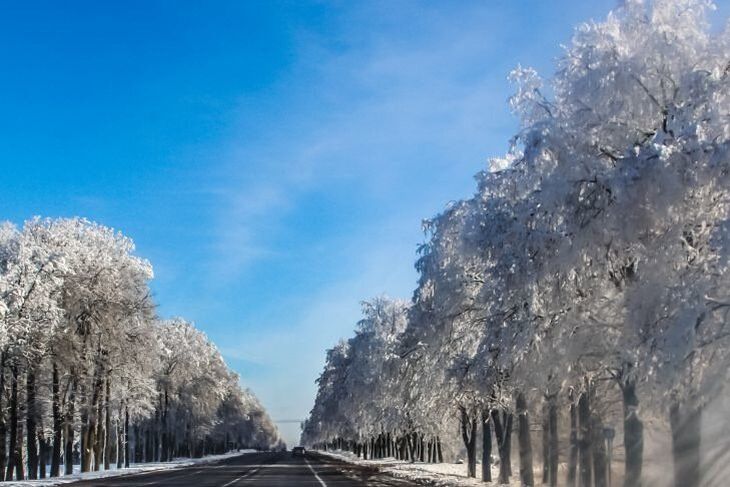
[479,384,631,487]
[124,423,234,466]
[0,363,696,487]
[6,357,137,481]
[313,379,702,487]
[343,433,443,464]
[455,404,517,484]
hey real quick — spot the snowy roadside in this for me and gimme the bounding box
[315,450,530,487]
[3,449,259,486]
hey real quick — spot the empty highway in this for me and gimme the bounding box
[65,451,421,486]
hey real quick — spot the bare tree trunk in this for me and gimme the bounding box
[117,414,123,468]
[492,408,513,484]
[592,410,607,487]
[0,352,7,479]
[38,428,48,478]
[14,377,24,480]
[460,408,477,477]
[64,377,76,475]
[124,406,130,468]
[408,432,418,464]
[133,424,140,463]
[548,396,558,487]
[80,384,88,472]
[516,392,535,486]
[51,362,63,477]
[542,400,549,485]
[155,394,162,462]
[86,363,103,472]
[27,368,39,479]
[5,364,20,480]
[622,379,643,487]
[669,396,701,487]
[161,389,169,462]
[104,377,111,470]
[482,409,492,482]
[578,391,592,487]
[82,380,97,473]
[567,389,578,487]
[94,381,105,471]
[505,413,513,478]
[143,424,149,462]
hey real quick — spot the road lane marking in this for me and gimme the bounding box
[304,458,327,487]
[139,468,205,486]
[221,467,259,487]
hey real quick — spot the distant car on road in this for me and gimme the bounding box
[292,446,306,457]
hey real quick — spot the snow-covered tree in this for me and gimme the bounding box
[0,218,279,481]
[304,2,730,487]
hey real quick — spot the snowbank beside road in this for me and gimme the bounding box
[315,450,532,486]
[3,450,259,486]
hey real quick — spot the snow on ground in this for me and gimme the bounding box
[2,450,259,486]
[317,450,537,486]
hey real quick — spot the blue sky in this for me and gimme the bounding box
[2,0,692,446]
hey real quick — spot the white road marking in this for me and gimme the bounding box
[139,469,204,486]
[221,467,260,487]
[304,457,327,487]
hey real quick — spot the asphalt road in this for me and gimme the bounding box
[65,451,421,486]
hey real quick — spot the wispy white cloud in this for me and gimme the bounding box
[201,1,546,446]
[204,2,516,283]
[209,183,290,279]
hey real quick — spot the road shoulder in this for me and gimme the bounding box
[2,450,260,487]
